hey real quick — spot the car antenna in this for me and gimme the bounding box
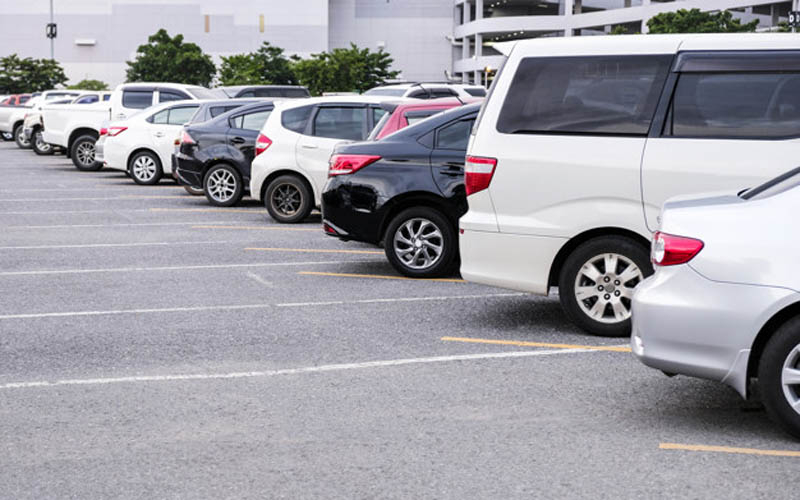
[412,82,433,99]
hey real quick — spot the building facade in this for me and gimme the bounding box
[454,0,796,84]
[0,0,453,87]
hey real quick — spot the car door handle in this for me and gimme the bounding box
[154,132,165,138]
[230,136,246,144]
[300,144,318,150]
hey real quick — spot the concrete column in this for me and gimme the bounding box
[564,0,574,37]
[641,0,651,34]
[476,0,483,20]
[462,1,471,83]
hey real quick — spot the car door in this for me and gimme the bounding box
[226,106,273,179]
[430,114,476,210]
[296,105,368,195]
[149,105,199,171]
[641,55,800,231]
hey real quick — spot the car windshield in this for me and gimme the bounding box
[741,167,800,201]
[364,88,406,97]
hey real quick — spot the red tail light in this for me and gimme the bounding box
[99,127,107,136]
[465,156,497,195]
[328,154,381,177]
[180,130,195,145]
[652,232,704,266]
[107,126,127,137]
[255,133,272,157]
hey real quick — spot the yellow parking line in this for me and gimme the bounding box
[441,336,632,352]
[246,247,383,255]
[193,225,318,232]
[151,208,260,214]
[660,443,800,458]
[299,271,465,283]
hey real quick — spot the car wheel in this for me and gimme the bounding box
[31,129,53,156]
[183,185,204,196]
[70,135,101,171]
[264,175,312,223]
[758,317,800,439]
[558,236,652,337]
[14,124,30,149]
[204,164,243,207]
[129,151,163,185]
[383,207,457,278]
[1,131,13,141]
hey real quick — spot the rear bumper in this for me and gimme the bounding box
[320,180,383,245]
[174,153,204,188]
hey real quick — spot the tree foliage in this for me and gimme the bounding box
[0,54,68,93]
[219,42,297,86]
[291,44,399,96]
[126,29,216,86]
[68,79,108,90]
[647,8,759,34]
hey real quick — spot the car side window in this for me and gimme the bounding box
[665,72,800,139]
[465,88,486,97]
[151,109,170,124]
[103,94,111,101]
[167,106,199,125]
[231,110,272,131]
[372,107,387,126]
[497,55,671,136]
[435,118,475,150]
[122,90,153,109]
[313,107,366,140]
[75,95,99,104]
[282,105,314,133]
[159,90,189,103]
[239,91,255,98]
[210,105,240,118]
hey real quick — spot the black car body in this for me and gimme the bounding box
[218,85,311,99]
[322,103,480,277]
[187,99,260,125]
[175,101,275,206]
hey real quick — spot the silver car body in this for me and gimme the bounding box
[631,183,800,398]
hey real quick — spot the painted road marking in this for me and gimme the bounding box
[0,292,523,320]
[150,208,262,214]
[0,347,597,390]
[0,195,187,202]
[194,225,318,232]
[299,271,466,283]
[441,336,632,353]
[246,247,383,255]
[659,443,800,458]
[0,240,231,250]
[6,220,244,229]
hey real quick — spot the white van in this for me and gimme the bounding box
[460,33,800,337]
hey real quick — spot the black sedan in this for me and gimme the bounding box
[322,103,480,278]
[175,101,274,207]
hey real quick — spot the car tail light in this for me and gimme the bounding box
[255,133,272,157]
[328,154,381,177]
[99,127,107,136]
[465,156,497,196]
[180,130,195,145]
[107,126,127,137]
[651,232,704,266]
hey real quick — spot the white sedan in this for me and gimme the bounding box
[632,168,800,439]
[97,100,200,185]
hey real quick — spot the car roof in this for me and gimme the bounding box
[386,102,482,139]
[276,95,402,110]
[205,99,277,124]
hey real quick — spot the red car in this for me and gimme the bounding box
[1,94,32,106]
[368,97,482,140]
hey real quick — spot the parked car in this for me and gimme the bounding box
[1,90,79,148]
[365,83,486,99]
[1,94,31,106]
[632,168,800,439]
[459,33,800,337]
[97,100,202,185]
[23,91,111,155]
[218,85,310,99]
[323,103,480,277]
[108,82,221,121]
[175,101,276,206]
[367,97,478,141]
[249,95,397,223]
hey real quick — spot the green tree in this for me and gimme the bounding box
[291,43,399,96]
[0,54,67,93]
[219,42,297,86]
[647,8,759,34]
[67,79,108,90]
[126,29,216,86]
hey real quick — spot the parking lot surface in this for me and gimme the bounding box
[0,141,797,499]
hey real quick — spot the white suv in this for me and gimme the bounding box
[249,96,397,223]
[460,33,800,337]
[108,82,221,121]
[364,83,485,100]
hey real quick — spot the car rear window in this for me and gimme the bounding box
[231,109,272,131]
[122,90,153,109]
[281,105,314,133]
[210,105,241,118]
[465,88,487,97]
[496,55,671,136]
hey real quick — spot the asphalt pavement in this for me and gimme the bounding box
[0,141,797,499]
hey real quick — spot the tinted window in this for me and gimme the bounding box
[231,110,272,131]
[313,107,365,140]
[159,90,189,102]
[167,106,199,125]
[281,105,314,133]
[280,88,310,98]
[122,90,153,109]
[436,118,475,150]
[667,73,800,139]
[239,91,255,98]
[19,96,30,104]
[406,110,439,125]
[75,95,99,104]
[465,88,487,97]
[366,112,391,140]
[151,109,169,124]
[210,105,240,118]
[103,94,111,101]
[372,107,388,125]
[497,55,671,135]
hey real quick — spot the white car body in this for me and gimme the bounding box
[108,82,221,121]
[41,101,111,149]
[0,90,82,134]
[364,83,486,99]
[249,95,399,208]
[24,92,112,139]
[459,33,800,335]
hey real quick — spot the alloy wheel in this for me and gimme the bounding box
[270,183,302,216]
[16,128,30,147]
[132,155,157,182]
[781,344,800,416]
[573,252,643,324]
[393,217,444,270]
[207,169,237,203]
[75,141,95,167]
[34,131,51,153]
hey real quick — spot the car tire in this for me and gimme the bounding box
[14,124,30,149]
[264,175,312,223]
[70,134,101,171]
[31,129,53,156]
[1,131,13,142]
[129,150,163,185]
[758,316,800,439]
[558,236,652,337]
[383,207,458,278]
[183,185,204,196]
[204,164,243,207]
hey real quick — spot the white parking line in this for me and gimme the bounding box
[0,348,594,390]
[0,292,521,319]
[0,240,232,250]
[5,220,247,229]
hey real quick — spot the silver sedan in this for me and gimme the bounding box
[632,167,800,439]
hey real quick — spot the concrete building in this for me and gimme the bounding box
[454,0,796,84]
[0,0,453,86]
